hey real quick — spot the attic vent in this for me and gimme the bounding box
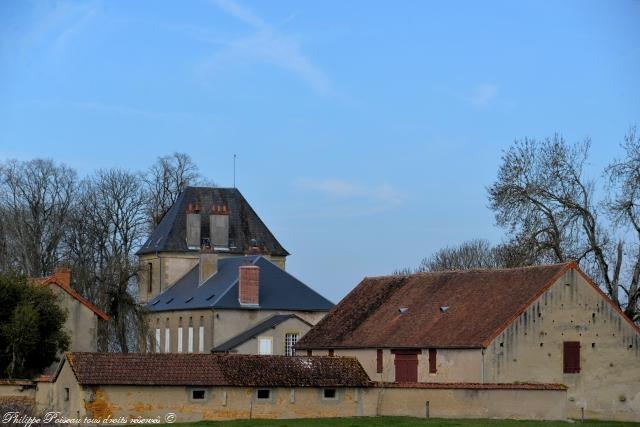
[185,297,194,303]
[166,298,174,304]
[206,293,216,301]
[398,307,408,315]
[151,300,160,306]
[440,306,449,313]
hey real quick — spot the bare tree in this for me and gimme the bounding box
[488,132,640,321]
[0,159,77,276]
[144,153,211,227]
[63,169,148,351]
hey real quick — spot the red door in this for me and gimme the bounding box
[394,351,418,382]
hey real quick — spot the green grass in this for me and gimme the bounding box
[161,417,639,427]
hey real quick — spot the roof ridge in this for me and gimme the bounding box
[369,261,575,280]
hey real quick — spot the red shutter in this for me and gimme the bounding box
[428,349,437,374]
[393,352,418,382]
[376,349,383,373]
[563,341,580,373]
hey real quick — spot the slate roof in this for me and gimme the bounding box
[145,256,333,312]
[297,263,575,350]
[66,353,371,387]
[137,187,288,256]
[212,314,312,352]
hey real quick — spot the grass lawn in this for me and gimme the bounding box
[162,417,640,427]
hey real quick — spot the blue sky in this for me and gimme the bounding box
[1,0,639,302]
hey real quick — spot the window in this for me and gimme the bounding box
[376,349,383,374]
[563,341,581,373]
[199,317,205,353]
[256,389,271,400]
[285,333,299,356]
[328,349,334,357]
[188,317,193,353]
[178,317,183,353]
[428,349,437,374]
[259,337,273,355]
[147,262,153,294]
[323,388,337,400]
[155,328,161,353]
[64,387,70,402]
[164,327,170,353]
[191,390,205,400]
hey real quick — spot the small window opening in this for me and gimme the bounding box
[499,342,504,347]
[323,388,337,399]
[591,343,596,348]
[192,390,205,400]
[64,387,70,401]
[257,389,271,400]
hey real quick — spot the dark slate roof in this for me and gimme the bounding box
[212,314,312,352]
[146,256,333,312]
[137,187,288,256]
[66,353,371,387]
[297,263,575,350]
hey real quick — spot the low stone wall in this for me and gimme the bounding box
[373,384,567,420]
[0,381,36,399]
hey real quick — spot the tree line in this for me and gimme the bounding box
[0,153,211,352]
[397,127,640,323]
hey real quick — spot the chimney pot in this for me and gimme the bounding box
[53,267,72,287]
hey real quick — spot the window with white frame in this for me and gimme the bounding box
[258,337,273,355]
[285,333,299,356]
[198,316,204,353]
[177,326,183,353]
[155,328,161,353]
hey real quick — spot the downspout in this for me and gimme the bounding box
[481,348,485,384]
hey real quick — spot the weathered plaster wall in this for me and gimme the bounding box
[232,316,313,355]
[50,287,98,353]
[37,360,84,419]
[329,348,482,383]
[80,386,363,422]
[483,268,640,421]
[374,387,566,420]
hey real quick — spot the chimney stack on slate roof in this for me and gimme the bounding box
[210,204,230,250]
[186,203,202,249]
[239,265,260,305]
[199,249,218,285]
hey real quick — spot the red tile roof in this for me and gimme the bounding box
[297,263,575,349]
[34,269,109,321]
[374,382,567,390]
[66,353,371,387]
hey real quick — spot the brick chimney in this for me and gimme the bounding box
[186,203,201,249]
[209,204,229,249]
[238,265,259,305]
[53,267,71,287]
[199,250,218,285]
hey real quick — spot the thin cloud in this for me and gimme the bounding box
[465,83,498,108]
[295,178,404,205]
[204,0,331,95]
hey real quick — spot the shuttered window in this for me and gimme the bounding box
[376,349,383,373]
[563,341,581,373]
[428,349,437,374]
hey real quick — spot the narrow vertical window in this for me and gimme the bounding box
[285,333,299,356]
[155,327,161,353]
[147,262,153,293]
[563,341,581,373]
[198,316,205,353]
[307,349,312,356]
[188,317,194,353]
[177,317,183,353]
[164,319,170,353]
[328,349,334,357]
[428,349,437,374]
[376,349,383,373]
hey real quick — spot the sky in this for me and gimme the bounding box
[1,0,639,302]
